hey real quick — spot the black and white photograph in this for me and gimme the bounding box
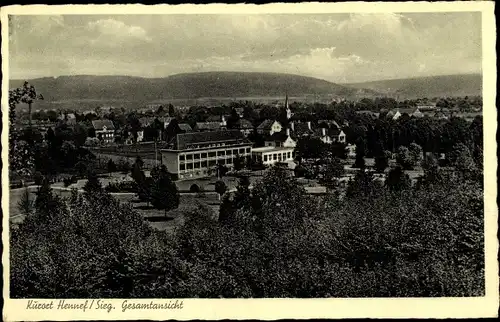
[2,2,498,320]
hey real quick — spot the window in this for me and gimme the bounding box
[233,149,238,155]
[278,154,282,161]
[208,151,216,158]
[201,160,208,168]
[239,148,245,154]
[194,153,200,160]
[179,164,185,171]
[264,155,268,162]
[194,162,201,169]
[186,163,193,170]
[246,147,251,153]
[200,152,207,158]
[209,160,217,167]
[217,150,226,157]
[287,152,291,159]
[228,149,234,155]
[273,154,277,161]
[186,154,193,160]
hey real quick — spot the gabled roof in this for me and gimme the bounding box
[237,119,253,129]
[318,119,340,129]
[172,130,249,150]
[206,115,223,122]
[257,119,280,130]
[265,131,289,143]
[195,122,222,131]
[178,123,193,132]
[92,119,115,131]
[293,122,314,136]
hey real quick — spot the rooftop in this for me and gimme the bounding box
[252,146,295,153]
[168,129,249,150]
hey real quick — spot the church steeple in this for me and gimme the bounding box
[285,90,292,120]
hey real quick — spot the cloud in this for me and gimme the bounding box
[86,19,152,47]
[9,13,482,82]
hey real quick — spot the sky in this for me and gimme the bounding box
[8,12,482,83]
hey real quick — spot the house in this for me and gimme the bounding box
[206,115,228,128]
[92,120,115,144]
[432,111,449,120]
[195,122,223,132]
[235,119,254,137]
[160,130,253,180]
[264,128,296,148]
[387,108,424,120]
[315,126,346,144]
[235,107,244,118]
[318,119,341,129]
[257,120,283,136]
[290,121,314,138]
[346,144,356,159]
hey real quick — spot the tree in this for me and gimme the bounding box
[107,159,117,174]
[150,165,179,216]
[374,150,390,173]
[73,123,88,148]
[18,187,34,216]
[214,180,227,200]
[396,146,415,170]
[34,178,58,221]
[226,108,241,129]
[353,138,366,169]
[83,171,103,195]
[386,166,411,192]
[409,143,423,167]
[321,157,344,191]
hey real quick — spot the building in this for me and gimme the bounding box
[264,128,296,148]
[251,146,295,167]
[387,108,424,120]
[160,130,253,180]
[257,120,283,135]
[235,119,254,137]
[355,110,380,119]
[195,121,223,132]
[92,120,115,144]
[315,126,346,144]
[290,121,314,138]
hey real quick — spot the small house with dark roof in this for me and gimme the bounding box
[92,119,115,144]
[257,119,282,136]
[235,119,254,137]
[160,130,253,180]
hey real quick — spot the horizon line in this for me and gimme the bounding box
[9,71,482,85]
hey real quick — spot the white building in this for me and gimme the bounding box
[251,146,295,166]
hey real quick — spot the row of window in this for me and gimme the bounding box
[179,157,250,171]
[179,147,251,161]
[262,151,292,162]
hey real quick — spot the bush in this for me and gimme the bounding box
[105,181,137,193]
[189,184,201,193]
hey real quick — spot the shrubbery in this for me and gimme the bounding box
[11,161,484,298]
[105,181,137,193]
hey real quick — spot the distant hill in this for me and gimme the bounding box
[9,72,378,102]
[344,74,482,99]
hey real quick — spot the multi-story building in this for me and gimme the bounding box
[160,130,253,180]
[92,120,115,144]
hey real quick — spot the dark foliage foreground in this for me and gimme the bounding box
[10,165,483,298]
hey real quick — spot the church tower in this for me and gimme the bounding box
[285,91,292,120]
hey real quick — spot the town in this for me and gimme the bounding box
[7,10,486,301]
